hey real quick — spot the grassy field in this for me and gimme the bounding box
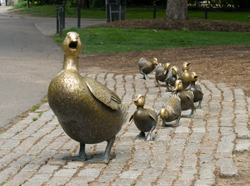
[53,27,250,54]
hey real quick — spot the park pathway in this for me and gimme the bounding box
[0,73,250,186]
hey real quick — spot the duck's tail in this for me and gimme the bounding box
[120,103,129,124]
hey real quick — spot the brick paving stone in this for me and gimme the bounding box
[194,179,216,186]
[234,139,250,152]
[220,166,238,178]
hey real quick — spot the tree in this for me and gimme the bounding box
[165,0,188,20]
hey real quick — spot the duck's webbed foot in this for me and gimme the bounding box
[89,137,115,164]
[63,143,87,162]
[145,125,156,141]
[137,131,146,138]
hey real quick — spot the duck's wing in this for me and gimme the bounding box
[85,77,121,110]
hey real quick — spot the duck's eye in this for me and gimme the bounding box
[69,41,78,49]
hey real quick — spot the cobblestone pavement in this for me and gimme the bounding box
[1,73,250,186]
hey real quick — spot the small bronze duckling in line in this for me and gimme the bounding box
[138,57,158,80]
[155,63,171,87]
[48,32,128,163]
[165,66,181,92]
[175,79,195,118]
[129,95,158,141]
[160,84,182,127]
[190,72,203,109]
[181,62,191,90]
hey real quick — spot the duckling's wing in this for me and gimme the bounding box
[85,77,121,110]
[148,109,158,122]
[185,91,194,101]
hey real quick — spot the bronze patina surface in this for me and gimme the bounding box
[181,62,191,90]
[155,63,171,87]
[190,72,203,109]
[174,79,195,118]
[138,57,158,79]
[48,32,128,163]
[129,95,158,141]
[165,66,181,92]
[160,80,182,127]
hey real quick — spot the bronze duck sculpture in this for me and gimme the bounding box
[181,62,191,90]
[48,32,128,163]
[175,79,195,118]
[155,63,171,87]
[165,66,181,92]
[190,72,203,109]
[160,82,182,127]
[138,57,158,79]
[129,95,158,141]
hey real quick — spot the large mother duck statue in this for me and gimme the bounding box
[48,32,128,163]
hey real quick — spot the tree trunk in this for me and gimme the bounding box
[165,0,188,20]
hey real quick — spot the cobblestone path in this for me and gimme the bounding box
[0,73,250,186]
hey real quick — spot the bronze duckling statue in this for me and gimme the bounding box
[175,79,195,118]
[181,62,191,90]
[165,66,181,92]
[48,32,128,163]
[138,57,158,79]
[160,82,182,127]
[155,63,171,87]
[129,95,158,141]
[190,72,203,109]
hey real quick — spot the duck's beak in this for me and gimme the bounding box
[69,40,78,50]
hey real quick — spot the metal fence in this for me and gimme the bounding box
[56,0,81,38]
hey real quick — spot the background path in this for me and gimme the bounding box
[0,6,105,130]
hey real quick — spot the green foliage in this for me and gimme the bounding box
[18,114,24,118]
[53,27,250,54]
[38,112,44,117]
[33,117,38,121]
[30,105,40,111]
[233,0,250,8]
[13,0,27,8]
[89,0,105,8]
[65,0,78,8]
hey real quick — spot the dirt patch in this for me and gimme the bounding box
[79,18,250,185]
[89,18,250,32]
[79,45,250,96]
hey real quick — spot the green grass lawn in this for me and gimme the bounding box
[53,27,250,54]
[13,5,250,53]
